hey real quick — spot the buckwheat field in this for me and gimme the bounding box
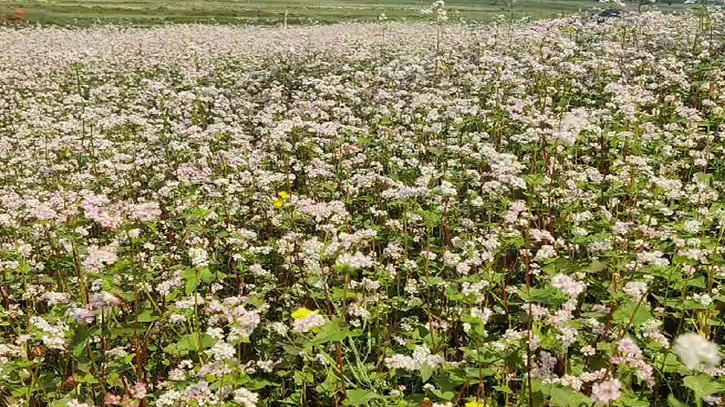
[1,7,725,407]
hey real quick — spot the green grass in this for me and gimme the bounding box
[2,0,693,26]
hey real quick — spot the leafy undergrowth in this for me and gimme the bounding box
[1,8,725,407]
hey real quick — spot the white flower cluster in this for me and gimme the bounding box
[292,312,327,334]
[551,274,586,298]
[385,345,444,371]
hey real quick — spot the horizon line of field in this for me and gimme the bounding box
[6,0,691,25]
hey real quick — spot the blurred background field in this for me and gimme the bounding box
[2,0,693,26]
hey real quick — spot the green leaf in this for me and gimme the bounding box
[427,146,444,157]
[280,391,303,405]
[583,260,606,273]
[342,389,386,406]
[684,375,725,399]
[76,372,99,384]
[182,268,199,293]
[541,384,592,407]
[682,300,709,310]
[73,340,87,358]
[420,364,433,383]
[688,276,707,289]
[414,209,442,228]
[199,267,214,282]
[163,333,215,356]
[137,310,159,323]
[433,372,466,392]
[247,379,276,390]
[316,370,340,396]
[308,320,359,346]
[294,370,314,385]
[72,325,91,358]
[429,389,455,401]
[694,172,712,187]
[619,394,650,407]
[612,300,652,327]
[109,326,136,338]
[522,173,544,188]
[331,288,358,300]
[494,385,514,394]
[657,352,685,373]
[186,207,213,221]
[667,395,689,407]
[518,286,566,306]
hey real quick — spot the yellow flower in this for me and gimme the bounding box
[465,401,485,407]
[273,191,291,209]
[292,307,318,320]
